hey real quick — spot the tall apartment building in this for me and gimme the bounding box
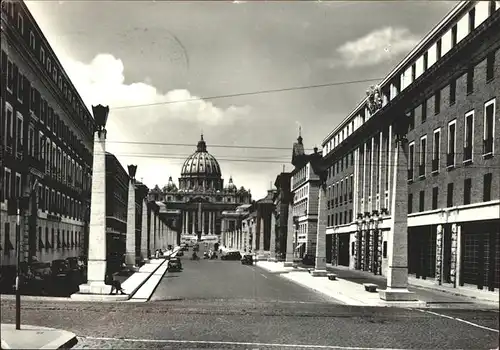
[290,133,322,258]
[1,1,95,267]
[321,1,499,296]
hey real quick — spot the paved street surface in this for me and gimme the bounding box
[1,298,498,349]
[1,247,498,349]
[151,246,333,303]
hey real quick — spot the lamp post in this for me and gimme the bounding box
[126,164,138,268]
[75,105,112,296]
[355,213,363,270]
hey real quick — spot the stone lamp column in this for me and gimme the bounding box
[78,105,111,295]
[311,180,328,277]
[379,125,417,302]
[138,185,149,263]
[284,204,295,267]
[125,164,138,269]
[268,212,277,262]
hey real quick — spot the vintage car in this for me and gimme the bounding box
[241,254,253,265]
[167,258,183,272]
[221,250,242,261]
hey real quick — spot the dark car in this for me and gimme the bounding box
[167,258,182,272]
[221,251,242,261]
[51,259,70,277]
[241,254,253,265]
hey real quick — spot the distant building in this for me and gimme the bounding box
[1,1,94,267]
[148,135,252,243]
[320,1,499,296]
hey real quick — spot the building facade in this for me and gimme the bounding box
[148,135,252,243]
[290,133,322,259]
[321,1,499,296]
[1,1,94,267]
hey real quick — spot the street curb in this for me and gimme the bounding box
[1,324,78,349]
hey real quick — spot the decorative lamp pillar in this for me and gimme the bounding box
[139,186,149,263]
[77,105,111,295]
[311,174,328,277]
[379,121,417,301]
[125,165,138,268]
[268,211,277,262]
[284,203,295,267]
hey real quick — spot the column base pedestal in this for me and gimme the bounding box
[126,265,141,272]
[283,261,294,267]
[70,281,129,301]
[379,288,418,301]
[310,269,328,277]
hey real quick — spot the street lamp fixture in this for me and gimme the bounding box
[127,164,137,181]
[92,104,109,136]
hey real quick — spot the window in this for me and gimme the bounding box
[419,135,427,177]
[17,72,24,103]
[463,178,472,205]
[486,52,495,82]
[432,128,440,172]
[451,24,457,46]
[40,47,46,64]
[28,125,34,156]
[466,66,474,94]
[4,103,14,147]
[408,193,413,214]
[483,173,492,202]
[47,57,52,73]
[16,112,24,152]
[6,59,13,92]
[17,13,23,34]
[3,169,11,200]
[432,187,438,210]
[463,111,474,162]
[408,142,415,180]
[421,100,427,123]
[447,120,456,167]
[408,110,415,131]
[30,31,35,50]
[15,173,21,197]
[447,183,454,207]
[483,99,495,155]
[449,79,456,105]
[434,90,441,115]
[468,7,475,32]
[419,190,425,212]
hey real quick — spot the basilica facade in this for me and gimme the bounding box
[148,135,252,243]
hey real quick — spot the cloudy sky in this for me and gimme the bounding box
[26,0,456,199]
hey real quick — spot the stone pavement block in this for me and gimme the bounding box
[1,323,77,349]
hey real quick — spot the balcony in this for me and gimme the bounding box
[463,145,472,163]
[483,138,493,157]
[26,154,46,175]
[432,158,439,173]
[446,153,455,168]
[407,168,414,181]
[418,164,425,178]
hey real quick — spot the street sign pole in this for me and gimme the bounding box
[15,202,21,330]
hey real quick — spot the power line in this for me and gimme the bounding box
[110,77,384,110]
[106,140,302,151]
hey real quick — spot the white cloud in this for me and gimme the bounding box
[60,53,251,126]
[330,27,419,68]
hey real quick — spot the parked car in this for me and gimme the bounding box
[302,254,315,266]
[51,259,70,277]
[167,258,183,272]
[241,254,253,265]
[221,251,242,261]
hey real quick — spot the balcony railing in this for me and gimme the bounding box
[483,138,493,156]
[463,145,472,162]
[432,158,439,173]
[418,164,425,178]
[446,153,455,168]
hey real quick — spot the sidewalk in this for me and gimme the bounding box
[257,261,498,309]
[1,323,77,349]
